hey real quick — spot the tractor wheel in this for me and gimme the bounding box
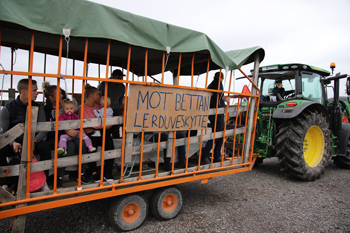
[150,186,183,220]
[275,111,331,181]
[254,157,264,167]
[108,194,147,231]
[334,139,350,169]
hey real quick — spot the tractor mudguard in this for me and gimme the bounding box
[272,102,328,120]
[336,123,350,156]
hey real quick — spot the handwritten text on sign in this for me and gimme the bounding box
[126,85,210,132]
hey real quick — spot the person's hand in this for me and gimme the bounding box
[12,142,22,153]
[222,96,230,103]
[66,129,79,137]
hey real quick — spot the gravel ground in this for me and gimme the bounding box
[1,158,349,233]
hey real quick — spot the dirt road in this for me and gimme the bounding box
[1,158,349,232]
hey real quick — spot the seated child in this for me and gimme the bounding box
[58,99,96,156]
[91,96,114,137]
[93,96,113,118]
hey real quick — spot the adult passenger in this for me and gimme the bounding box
[201,72,230,164]
[78,84,114,182]
[98,69,125,138]
[0,79,51,191]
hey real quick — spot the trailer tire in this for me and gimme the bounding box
[334,139,350,169]
[275,111,331,181]
[150,186,183,220]
[109,194,147,231]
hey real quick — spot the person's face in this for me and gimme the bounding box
[90,91,101,104]
[112,75,123,80]
[23,84,38,101]
[50,89,63,104]
[63,103,75,115]
[276,82,283,88]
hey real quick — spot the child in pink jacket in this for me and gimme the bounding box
[58,99,96,156]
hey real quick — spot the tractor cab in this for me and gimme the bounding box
[257,63,330,107]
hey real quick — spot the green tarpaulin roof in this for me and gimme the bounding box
[0,0,264,75]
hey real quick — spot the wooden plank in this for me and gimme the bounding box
[0,124,25,150]
[30,158,248,198]
[0,186,16,203]
[27,105,246,133]
[0,127,246,178]
[124,133,134,163]
[35,116,123,132]
[13,106,38,233]
[166,132,174,163]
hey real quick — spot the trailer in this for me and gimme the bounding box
[0,0,264,231]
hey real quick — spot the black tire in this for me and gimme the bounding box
[275,111,331,181]
[108,194,147,231]
[150,186,183,220]
[334,139,350,169]
[254,157,264,167]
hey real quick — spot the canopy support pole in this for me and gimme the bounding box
[243,53,260,163]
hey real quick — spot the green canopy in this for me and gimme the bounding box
[0,0,264,75]
[225,46,265,68]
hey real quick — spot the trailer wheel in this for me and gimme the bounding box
[108,194,147,231]
[150,186,183,220]
[334,139,350,169]
[275,111,331,181]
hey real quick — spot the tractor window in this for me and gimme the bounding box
[301,73,323,104]
[261,79,295,96]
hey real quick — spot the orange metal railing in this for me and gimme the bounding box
[0,31,260,220]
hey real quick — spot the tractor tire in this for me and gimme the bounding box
[334,139,350,169]
[275,111,331,181]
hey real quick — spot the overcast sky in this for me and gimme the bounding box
[89,0,350,92]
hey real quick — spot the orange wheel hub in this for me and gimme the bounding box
[162,194,177,212]
[122,202,140,223]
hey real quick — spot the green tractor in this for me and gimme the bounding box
[253,63,350,181]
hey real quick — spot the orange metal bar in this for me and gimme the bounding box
[155,131,161,178]
[77,38,89,188]
[72,55,75,96]
[197,129,204,170]
[171,131,177,174]
[0,159,252,209]
[53,36,63,193]
[238,68,260,92]
[220,71,233,165]
[240,98,250,163]
[210,69,222,168]
[42,51,47,102]
[120,44,131,183]
[232,99,241,165]
[205,55,210,87]
[144,48,148,83]
[0,165,252,218]
[191,52,195,87]
[161,51,165,84]
[185,130,190,172]
[25,31,35,197]
[138,132,145,180]
[176,53,182,86]
[99,40,111,186]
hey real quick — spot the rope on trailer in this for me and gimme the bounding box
[11,47,17,66]
[195,74,200,87]
[163,46,171,73]
[62,28,70,98]
[0,63,8,110]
